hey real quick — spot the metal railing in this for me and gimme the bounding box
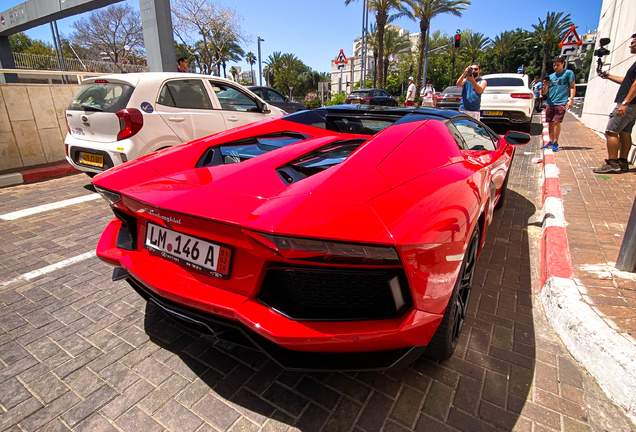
[12,52,147,74]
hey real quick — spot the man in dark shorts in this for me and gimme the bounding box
[593,33,636,173]
[541,56,576,152]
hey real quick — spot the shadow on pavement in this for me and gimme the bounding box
[142,187,538,431]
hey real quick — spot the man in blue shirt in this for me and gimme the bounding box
[541,56,576,151]
[457,62,487,120]
[531,76,543,112]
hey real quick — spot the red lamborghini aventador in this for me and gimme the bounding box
[93,105,530,370]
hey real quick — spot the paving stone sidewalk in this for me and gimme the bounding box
[0,131,634,432]
[554,114,636,346]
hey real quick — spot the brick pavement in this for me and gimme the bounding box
[553,114,636,347]
[0,132,634,432]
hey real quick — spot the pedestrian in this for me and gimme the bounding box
[421,80,436,107]
[531,76,543,112]
[593,33,636,173]
[405,77,416,106]
[457,62,487,120]
[177,57,188,73]
[541,56,575,152]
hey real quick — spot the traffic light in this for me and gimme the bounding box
[454,33,461,49]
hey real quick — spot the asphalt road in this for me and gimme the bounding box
[0,117,633,432]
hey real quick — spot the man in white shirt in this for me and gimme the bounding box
[405,77,416,106]
[421,81,436,107]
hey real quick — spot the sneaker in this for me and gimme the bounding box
[618,158,630,172]
[552,143,559,152]
[593,159,621,173]
[541,142,553,149]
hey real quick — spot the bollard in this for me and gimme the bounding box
[616,197,636,272]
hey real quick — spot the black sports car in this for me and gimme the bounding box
[247,86,306,113]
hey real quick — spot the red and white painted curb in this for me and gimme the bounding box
[0,163,78,188]
[538,112,636,421]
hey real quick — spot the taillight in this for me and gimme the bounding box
[65,144,69,157]
[95,79,109,84]
[362,97,372,101]
[115,108,143,141]
[65,116,71,133]
[244,231,401,265]
[345,98,351,102]
[511,93,533,99]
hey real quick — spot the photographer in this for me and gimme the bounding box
[541,56,576,152]
[457,62,487,120]
[593,33,636,174]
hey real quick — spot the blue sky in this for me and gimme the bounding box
[2,0,603,74]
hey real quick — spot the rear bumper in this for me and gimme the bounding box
[64,135,137,173]
[480,110,532,124]
[125,273,425,371]
[96,217,442,370]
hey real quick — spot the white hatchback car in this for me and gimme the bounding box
[479,73,534,132]
[64,73,284,176]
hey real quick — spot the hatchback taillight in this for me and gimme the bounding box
[362,97,372,101]
[511,93,533,99]
[115,108,143,141]
[345,98,351,102]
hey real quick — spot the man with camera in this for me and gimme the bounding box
[457,62,487,120]
[593,33,636,174]
[541,56,576,152]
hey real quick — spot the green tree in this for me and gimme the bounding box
[382,26,411,87]
[532,11,573,78]
[216,38,244,78]
[462,30,490,64]
[402,0,470,95]
[9,32,55,56]
[245,51,256,84]
[491,31,518,72]
[345,0,404,89]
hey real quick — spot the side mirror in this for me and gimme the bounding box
[261,102,271,114]
[504,131,531,145]
[284,96,289,102]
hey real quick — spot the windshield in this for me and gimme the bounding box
[348,91,372,98]
[442,86,462,95]
[485,78,525,87]
[68,82,134,112]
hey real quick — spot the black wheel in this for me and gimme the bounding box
[495,174,509,210]
[426,224,481,361]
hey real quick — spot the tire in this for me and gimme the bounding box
[426,224,481,361]
[495,174,509,210]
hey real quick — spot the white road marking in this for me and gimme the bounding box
[0,251,96,287]
[0,194,100,221]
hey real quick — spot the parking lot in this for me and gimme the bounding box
[0,118,633,432]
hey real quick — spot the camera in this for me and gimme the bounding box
[595,37,611,77]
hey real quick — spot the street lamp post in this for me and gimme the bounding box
[257,37,264,86]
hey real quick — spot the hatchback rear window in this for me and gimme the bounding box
[485,78,525,87]
[442,86,462,94]
[349,91,372,98]
[68,82,134,112]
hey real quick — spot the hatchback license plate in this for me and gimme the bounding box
[79,152,103,167]
[484,111,503,116]
[145,222,232,279]
[446,98,457,101]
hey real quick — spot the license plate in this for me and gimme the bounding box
[351,99,361,104]
[79,152,103,167]
[484,111,503,116]
[446,98,457,101]
[145,222,232,279]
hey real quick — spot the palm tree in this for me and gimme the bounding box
[229,66,238,82]
[402,0,470,96]
[216,39,244,78]
[355,23,380,87]
[245,51,256,84]
[345,0,404,89]
[263,51,283,87]
[382,27,411,87]
[491,31,518,72]
[462,30,490,64]
[532,12,573,78]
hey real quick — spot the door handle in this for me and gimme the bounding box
[168,116,185,122]
[227,116,239,122]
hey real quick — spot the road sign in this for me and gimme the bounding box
[560,45,580,57]
[517,66,523,73]
[335,49,348,65]
[558,26,583,47]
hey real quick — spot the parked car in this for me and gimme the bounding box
[345,89,398,106]
[93,105,530,370]
[479,73,534,132]
[64,73,284,176]
[435,86,463,110]
[247,86,306,113]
